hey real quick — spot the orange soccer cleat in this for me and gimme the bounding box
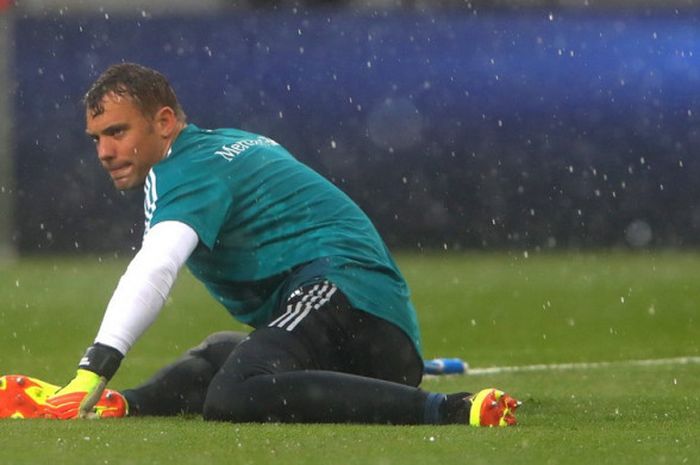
[0,374,128,419]
[469,388,521,427]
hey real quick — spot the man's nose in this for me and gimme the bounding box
[96,138,114,161]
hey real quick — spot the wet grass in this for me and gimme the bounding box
[1,251,698,464]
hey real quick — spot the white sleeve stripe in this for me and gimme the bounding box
[143,170,159,233]
[94,221,199,355]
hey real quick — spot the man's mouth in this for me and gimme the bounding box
[108,164,131,179]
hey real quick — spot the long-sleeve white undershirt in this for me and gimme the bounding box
[94,220,199,356]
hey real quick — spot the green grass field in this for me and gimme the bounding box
[1,252,699,464]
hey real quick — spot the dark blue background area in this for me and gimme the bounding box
[12,10,700,252]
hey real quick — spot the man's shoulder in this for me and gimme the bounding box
[169,124,285,164]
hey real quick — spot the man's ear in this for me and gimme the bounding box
[154,106,178,138]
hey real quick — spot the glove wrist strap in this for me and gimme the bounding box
[79,343,123,380]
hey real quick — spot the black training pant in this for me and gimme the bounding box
[123,281,429,424]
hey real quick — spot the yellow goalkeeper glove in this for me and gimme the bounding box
[45,369,106,419]
[45,343,123,419]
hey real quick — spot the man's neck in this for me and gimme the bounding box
[163,121,187,159]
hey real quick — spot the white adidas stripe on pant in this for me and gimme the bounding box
[268,281,338,332]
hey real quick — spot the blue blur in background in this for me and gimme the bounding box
[13,10,700,252]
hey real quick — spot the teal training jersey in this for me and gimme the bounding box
[144,124,421,355]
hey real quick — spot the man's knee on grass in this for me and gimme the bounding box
[201,373,255,422]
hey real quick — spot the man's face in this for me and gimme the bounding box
[86,92,167,190]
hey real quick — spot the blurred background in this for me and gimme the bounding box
[1,0,699,257]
